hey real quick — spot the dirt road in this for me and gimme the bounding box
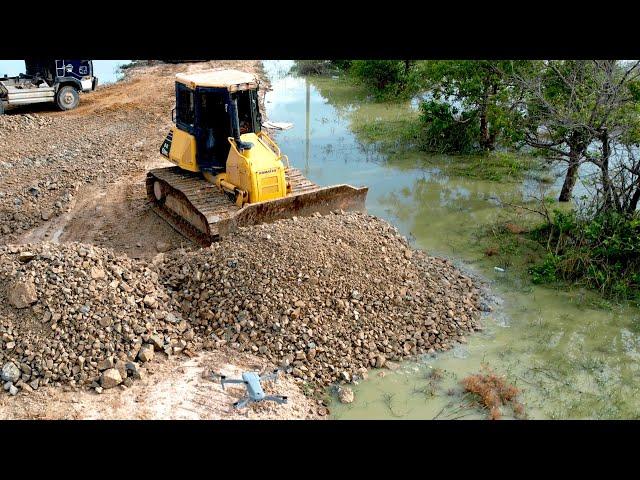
[0,60,322,419]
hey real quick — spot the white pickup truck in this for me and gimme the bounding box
[0,59,97,114]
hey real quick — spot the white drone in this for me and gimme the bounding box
[213,369,288,409]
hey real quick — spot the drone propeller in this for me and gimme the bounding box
[259,368,281,384]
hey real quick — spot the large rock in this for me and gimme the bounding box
[1,362,21,383]
[338,387,355,404]
[100,368,123,389]
[90,267,106,280]
[18,251,36,263]
[143,295,157,308]
[6,277,38,308]
[125,362,145,380]
[155,240,172,253]
[149,335,164,351]
[137,344,154,363]
[97,358,114,371]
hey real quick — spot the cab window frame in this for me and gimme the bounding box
[175,82,195,133]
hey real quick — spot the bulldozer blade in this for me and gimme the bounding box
[216,184,369,237]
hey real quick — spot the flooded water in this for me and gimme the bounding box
[261,60,640,420]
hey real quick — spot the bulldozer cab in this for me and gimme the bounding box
[149,68,369,246]
[174,70,262,174]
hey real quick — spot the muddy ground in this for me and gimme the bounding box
[0,60,321,419]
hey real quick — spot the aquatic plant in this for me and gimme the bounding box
[461,365,525,420]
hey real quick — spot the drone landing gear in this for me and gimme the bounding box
[232,394,288,409]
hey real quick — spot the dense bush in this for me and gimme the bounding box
[291,60,355,76]
[330,60,353,71]
[418,100,480,154]
[292,60,337,76]
[529,210,640,301]
[349,60,408,96]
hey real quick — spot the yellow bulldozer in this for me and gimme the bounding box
[147,69,368,245]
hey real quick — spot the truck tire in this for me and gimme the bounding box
[0,101,4,115]
[56,86,80,111]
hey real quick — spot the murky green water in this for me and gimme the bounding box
[262,60,640,419]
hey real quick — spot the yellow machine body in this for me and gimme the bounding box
[222,132,289,204]
[166,126,198,172]
[166,124,289,206]
[148,69,368,245]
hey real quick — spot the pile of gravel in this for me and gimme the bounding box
[0,114,55,136]
[158,212,482,391]
[0,213,483,397]
[0,130,150,238]
[0,242,194,395]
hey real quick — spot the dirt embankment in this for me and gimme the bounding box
[0,61,484,420]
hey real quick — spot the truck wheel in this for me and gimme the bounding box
[56,86,80,111]
[0,101,4,115]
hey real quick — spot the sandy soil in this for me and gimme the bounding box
[0,348,321,420]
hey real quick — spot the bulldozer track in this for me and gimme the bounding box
[147,166,368,247]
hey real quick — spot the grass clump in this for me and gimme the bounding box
[352,116,421,154]
[476,219,546,274]
[444,152,543,182]
[529,210,640,303]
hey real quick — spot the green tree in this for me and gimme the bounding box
[349,60,409,95]
[414,60,523,152]
[506,60,640,202]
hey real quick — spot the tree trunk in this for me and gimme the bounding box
[628,187,640,214]
[404,60,411,76]
[479,82,497,151]
[599,128,617,212]
[480,110,490,149]
[559,147,582,202]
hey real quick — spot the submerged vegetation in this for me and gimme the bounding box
[444,152,542,182]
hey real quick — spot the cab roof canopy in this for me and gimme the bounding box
[175,69,258,92]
